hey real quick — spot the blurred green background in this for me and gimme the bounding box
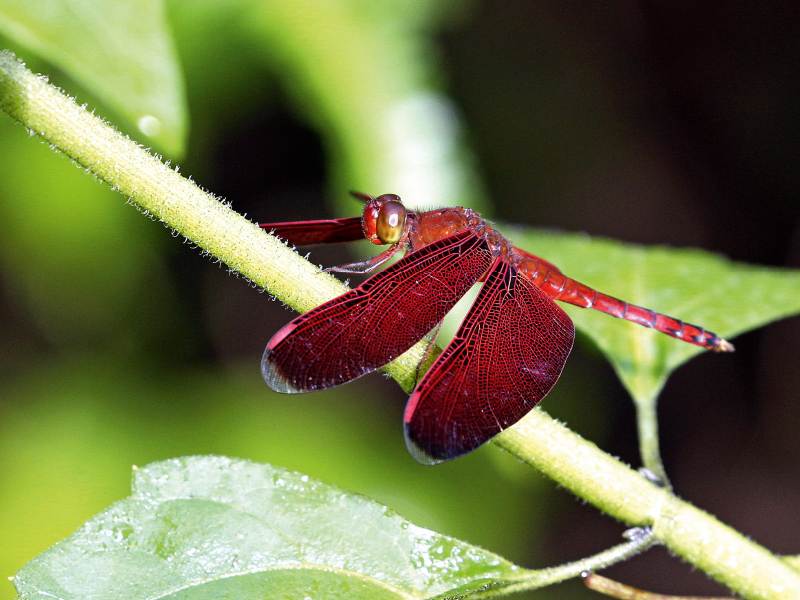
[1,1,799,598]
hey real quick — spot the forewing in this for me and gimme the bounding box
[404,258,575,464]
[263,230,493,393]
[260,217,365,246]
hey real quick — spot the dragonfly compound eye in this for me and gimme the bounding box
[376,200,407,245]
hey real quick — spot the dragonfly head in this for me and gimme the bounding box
[354,192,408,246]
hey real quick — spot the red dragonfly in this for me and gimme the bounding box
[260,193,733,464]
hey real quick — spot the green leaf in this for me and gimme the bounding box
[13,456,521,600]
[508,226,800,478]
[0,0,187,156]
[512,226,800,403]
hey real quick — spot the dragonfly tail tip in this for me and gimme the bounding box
[716,338,735,352]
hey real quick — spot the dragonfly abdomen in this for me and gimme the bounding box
[516,258,733,352]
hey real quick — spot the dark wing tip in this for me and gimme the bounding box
[261,347,303,394]
[403,423,446,465]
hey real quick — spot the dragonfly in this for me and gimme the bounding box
[259,192,733,465]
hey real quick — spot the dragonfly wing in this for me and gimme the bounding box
[404,258,575,464]
[263,230,493,393]
[260,216,365,246]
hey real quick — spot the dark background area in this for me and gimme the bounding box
[451,3,800,593]
[449,2,800,593]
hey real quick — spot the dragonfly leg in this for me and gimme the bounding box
[326,244,402,274]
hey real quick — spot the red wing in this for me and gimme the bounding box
[262,230,493,393]
[260,216,365,246]
[404,258,575,464]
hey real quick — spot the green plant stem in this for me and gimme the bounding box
[0,50,434,391]
[634,396,670,486]
[2,50,799,600]
[486,529,656,597]
[496,413,800,599]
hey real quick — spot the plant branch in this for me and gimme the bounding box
[583,572,734,600]
[0,49,430,391]
[496,413,800,599]
[2,50,799,600]
[634,397,670,487]
[485,528,656,597]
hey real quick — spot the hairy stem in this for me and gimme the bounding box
[496,413,800,599]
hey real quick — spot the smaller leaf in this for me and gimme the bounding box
[0,0,187,155]
[511,226,800,403]
[14,456,521,600]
